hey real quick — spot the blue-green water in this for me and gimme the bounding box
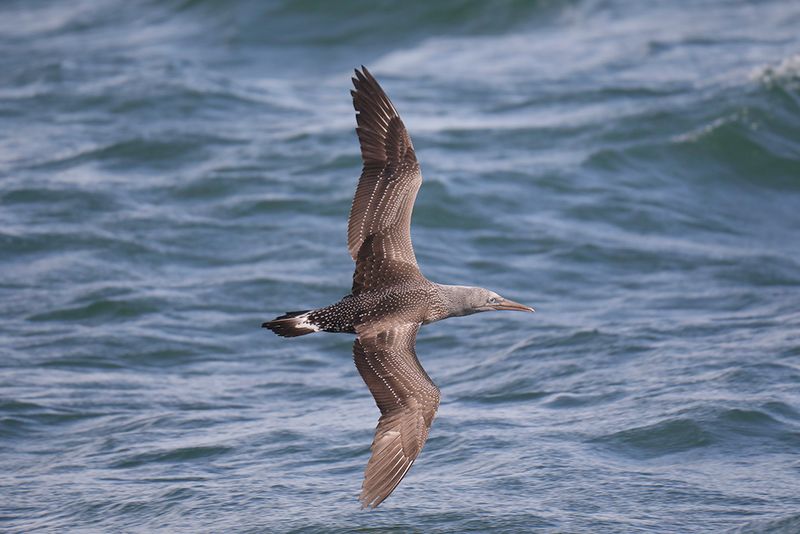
[2,0,800,532]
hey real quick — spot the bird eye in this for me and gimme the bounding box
[488,297,499,305]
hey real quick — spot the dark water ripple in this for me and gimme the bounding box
[2,0,800,532]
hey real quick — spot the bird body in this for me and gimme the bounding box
[263,67,532,508]
[266,283,512,337]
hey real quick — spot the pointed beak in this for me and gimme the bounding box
[492,298,535,313]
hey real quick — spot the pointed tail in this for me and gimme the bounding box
[262,310,319,337]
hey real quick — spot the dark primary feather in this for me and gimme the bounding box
[348,67,422,273]
[353,323,440,508]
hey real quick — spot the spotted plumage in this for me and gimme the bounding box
[262,66,533,508]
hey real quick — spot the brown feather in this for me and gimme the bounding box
[348,67,423,272]
[353,323,440,508]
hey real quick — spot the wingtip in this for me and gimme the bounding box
[353,65,376,87]
[354,67,366,83]
[358,496,379,510]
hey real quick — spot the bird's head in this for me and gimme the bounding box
[472,287,534,314]
[444,285,534,317]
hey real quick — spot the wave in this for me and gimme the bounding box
[173,0,566,43]
[734,513,800,534]
[582,88,800,194]
[592,406,800,460]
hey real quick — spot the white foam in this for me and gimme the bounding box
[751,54,800,89]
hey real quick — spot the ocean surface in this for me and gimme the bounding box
[2,0,800,532]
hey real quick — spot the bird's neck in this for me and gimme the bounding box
[433,284,481,320]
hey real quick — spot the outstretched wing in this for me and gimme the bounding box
[349,67,423,293]
[353,323,440,508]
